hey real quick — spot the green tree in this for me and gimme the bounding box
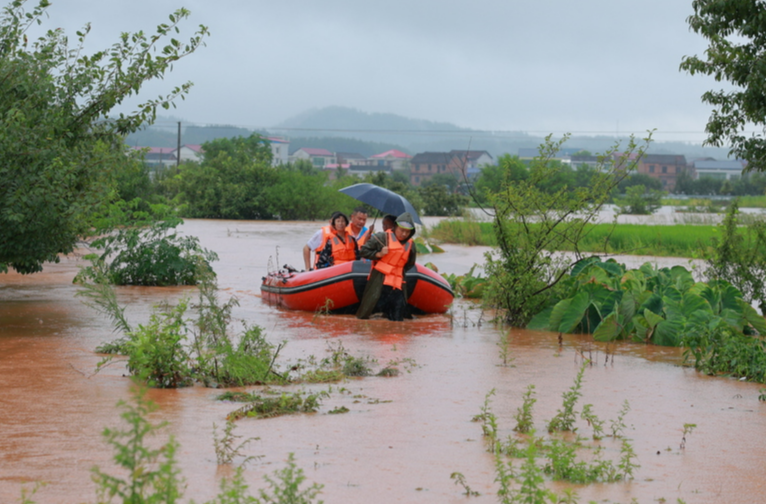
[0,0,208,274]
[617,173,663,193]
[484,134,651,326]
[423,172,460,193]
[171,135,278,219]
[614,185,663,215]
[680,0,766,171]
[474,154,529,202]
[417,184,467,216]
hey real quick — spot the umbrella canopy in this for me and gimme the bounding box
[339,183,422,225]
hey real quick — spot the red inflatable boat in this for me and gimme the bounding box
[261,260,454,314]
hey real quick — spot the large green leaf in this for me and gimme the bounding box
[631,314,650,342]
[599,260,625,277]
[548,298,572,333]
[721,284,744,312]
[739,299,766,335]
[558,291,591,333]
[643,308,664,329]
[663,286,683,304]
[527,306,553,331]
[570,256,601,277]
[593,312,621,342]
[653,317,685,346]
[641,293,663,315]
[578,264,611,286]
[669,265,695,292]
[681,292,712,318]
[720,308,745,332]
[618,292,637,322]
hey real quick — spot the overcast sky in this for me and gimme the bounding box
[39,0,723,143]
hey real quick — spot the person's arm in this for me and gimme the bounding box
[303,245,312,270]
[360,232,387,260]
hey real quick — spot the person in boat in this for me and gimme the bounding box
[382,214,396,232]
[303,211,359,270]
[346,207,373,246]
[355,212,417,321]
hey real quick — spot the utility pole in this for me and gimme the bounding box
[177,121,182,168]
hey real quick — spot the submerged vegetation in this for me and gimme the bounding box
[469,362,642,502]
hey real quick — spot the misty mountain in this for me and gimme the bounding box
[126,108,731,162]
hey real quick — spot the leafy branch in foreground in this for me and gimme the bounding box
[0,0,208,275]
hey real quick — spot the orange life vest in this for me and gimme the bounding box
[315,225,357,267]
[346,224,369,247]
[372,230,412,290]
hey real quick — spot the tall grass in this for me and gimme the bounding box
[431,220,727,257]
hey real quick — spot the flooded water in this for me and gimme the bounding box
[1,219,765,504]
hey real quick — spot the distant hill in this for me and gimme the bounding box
[124,108,732,162]
[271,106,730,161]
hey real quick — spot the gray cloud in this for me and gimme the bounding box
[39,0,722,142]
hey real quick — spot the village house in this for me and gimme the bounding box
[409,150,492,186]
[132,146,177,168]
[175,144,203,164]
[289,147,336,168]
[637,154,687,191]
[369,149,412,171]
[447,150,493,180]
[268,137,290,166]
[690,158,745,180]
[409,152,454,186]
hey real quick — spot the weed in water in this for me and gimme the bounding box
[680,423,697,449]
[17,483,44,504]
[610,400,631,438]
[328,406,349,414]
[580,403,606,440]
[473,389,499,452]
[618,437,640,480]
[547,361,588,433]
[513,384,536,433]
[213,419,261,466]
[257,453,324,504]
[450,472,480,497]
[206,466,257,504]
[376,366,400,377]
[298,368,345,383]
[497,330,515,367]
[91,382,185,504]
[226,390,328,421]
[342,356,372,377]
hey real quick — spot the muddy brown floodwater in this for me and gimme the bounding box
[1,219,765,504]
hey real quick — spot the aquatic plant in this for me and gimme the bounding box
[223,390,328,421]
[212,420,260,466]
[513,385,536,433]
[527,257,766,349]
[256,453,324,504]
[91,384,186,504]
[450,472,480,497]
[547,361,587,433]
[680,423,697,450]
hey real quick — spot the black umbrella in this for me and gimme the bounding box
[339,183,422,225]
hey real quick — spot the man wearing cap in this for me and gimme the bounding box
[356,212,417,321]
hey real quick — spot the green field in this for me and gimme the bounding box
[429,220,723,257]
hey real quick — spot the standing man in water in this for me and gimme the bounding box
[355,212,417,321]
[346,207,373,247]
